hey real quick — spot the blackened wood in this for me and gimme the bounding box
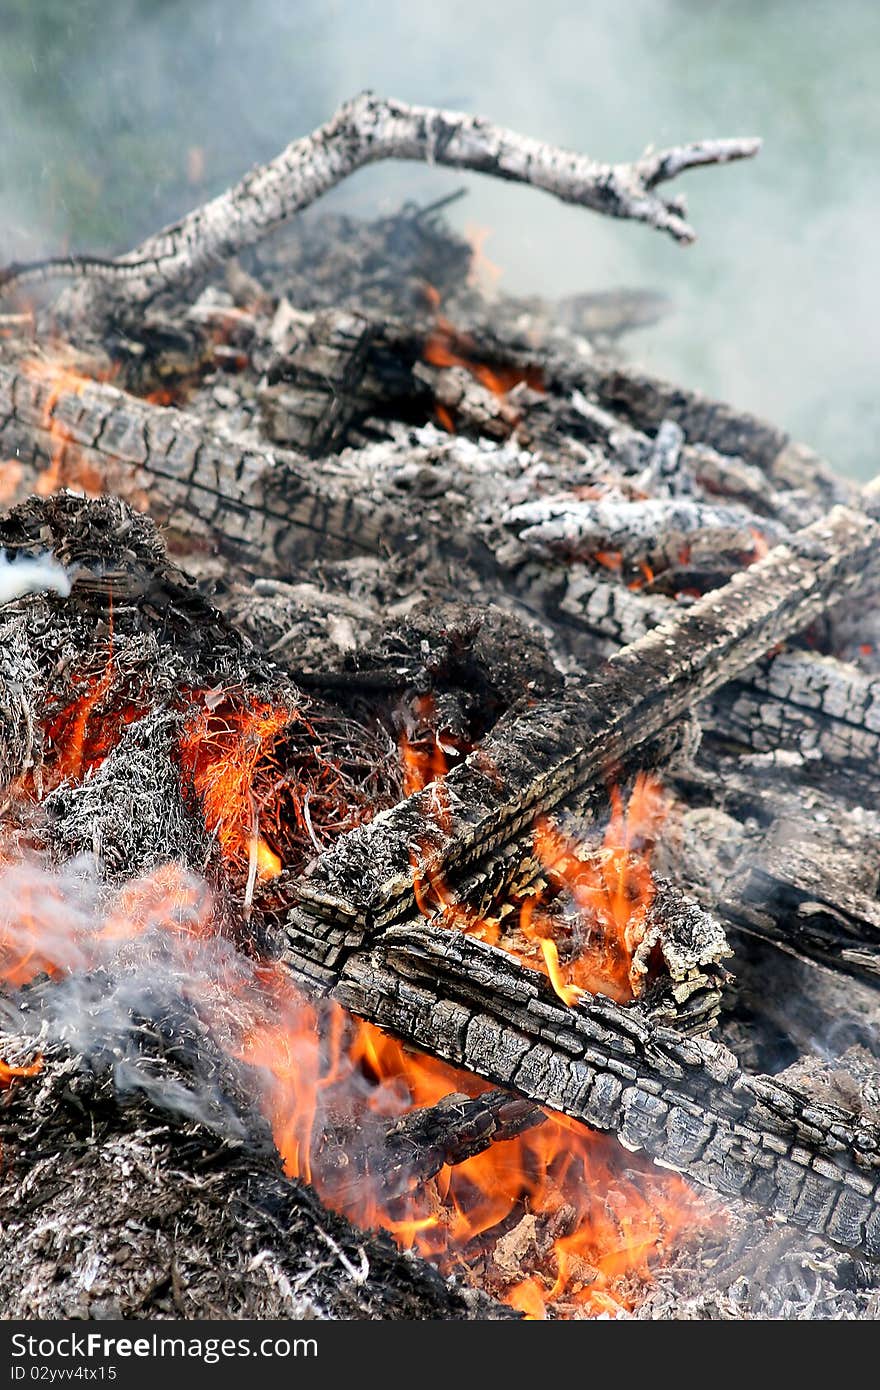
[294,506,880,940]
[559,574,880,776]
[0,361,404,568]
[366,1091,544,1201]
[669,763,880,990]
[328,921,880,1262]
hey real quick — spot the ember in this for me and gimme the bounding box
[423,318,544,401]
[43,619,145,788]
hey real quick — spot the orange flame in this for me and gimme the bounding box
[0,693,704,1321]
[0,842,711,1319]
[399,711,669,1012]
[178,691,377,884]
[22,357,116,498]
[0,1056,42,1088]
[523,774,669,1007]
[748,527,770,562]
[0,461,23,505]
[234,979,709,1318]
[178,696,291,877]
[464,223,503,294]
[423,320,544,399]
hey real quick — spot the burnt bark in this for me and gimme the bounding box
[358,1090,544,1202]
[327,921,880,1262]
[290,505,880,945]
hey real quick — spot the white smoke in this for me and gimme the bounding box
[0,551,71,606]
[0,853,386,1148]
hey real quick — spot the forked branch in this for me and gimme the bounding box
[0,92,760,318]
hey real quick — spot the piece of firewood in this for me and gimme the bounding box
[327,920,880,1262]
[559,574,880,777]
[325,1089,545,1204]
[292,506,880,942]
[0,360,404,568]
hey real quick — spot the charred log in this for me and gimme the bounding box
[291,506,880,946]
[328,921,880,1262]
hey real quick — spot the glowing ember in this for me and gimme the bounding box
[42,609,146,790]
[0,1056,42,1089]
[423,320,544,399]
[593,549,623,574]
[178,696,292,874]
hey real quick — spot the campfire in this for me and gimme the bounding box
[0,93,879,1324]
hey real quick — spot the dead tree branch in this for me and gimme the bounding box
[0,93,759,319]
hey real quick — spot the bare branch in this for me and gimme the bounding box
[0,93,760,316]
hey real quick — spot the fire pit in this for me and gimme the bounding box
[1,95,879,1322]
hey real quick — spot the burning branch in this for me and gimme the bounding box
[0,93,759,322]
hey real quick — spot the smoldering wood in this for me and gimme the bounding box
[0,1030,503,1320]
[0,139,878,1320]
[0,360,407,570]
[341,1090,545,1202]
[290,505,880,945]
[325,921,880,1262]
[503,493,785,565]
[248,297,845,526]
[668,759,880,990]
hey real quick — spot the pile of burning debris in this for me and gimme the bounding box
[1,94,880,1321]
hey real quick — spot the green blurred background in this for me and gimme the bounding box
[1,0,877,477]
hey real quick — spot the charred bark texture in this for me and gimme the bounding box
[328,922,880,1262]
[291,506,880,942]
[0,361,403,568]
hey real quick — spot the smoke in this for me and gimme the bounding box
[1,3,876,474]
[0,851,395,1155]
[0,551,70,606]
[0,854,276,1136]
